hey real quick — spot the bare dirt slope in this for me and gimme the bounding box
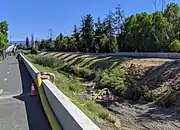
[39,52,180,130]
[108,101,180,130]
[39,52,172,69]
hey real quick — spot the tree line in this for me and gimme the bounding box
[22,2,180,53]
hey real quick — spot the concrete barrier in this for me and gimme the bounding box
[19,54,61,130]
[19,54,100,130]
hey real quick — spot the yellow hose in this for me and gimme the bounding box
[93,88,108,100]
[37,74,62,130]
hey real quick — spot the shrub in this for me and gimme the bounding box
[169,40,180,52]
[123,64,142,100]
[155,90,176,107]
[73,66,95,80]
[99,68,126,89]
[142,88,156,102]
[29,55,95,80]
[33,56,63,68]
[31,48,38,54]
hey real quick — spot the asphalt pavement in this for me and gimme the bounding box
[0,56,51,130]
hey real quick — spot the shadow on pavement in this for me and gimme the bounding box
[13,60,51,130]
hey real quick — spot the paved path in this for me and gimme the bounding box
[0,56,51,130]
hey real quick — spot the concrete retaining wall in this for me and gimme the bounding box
[19,54,100,130]
[113,52,180,59]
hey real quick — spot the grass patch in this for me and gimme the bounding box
[25,55,119,128]
[27,55,95,80]
[0,52,3,62]
[0,57,2,62]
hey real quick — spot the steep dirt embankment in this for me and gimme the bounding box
[39,52,180,130]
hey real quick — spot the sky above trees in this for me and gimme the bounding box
[17,3,180,53]
[1,0,180,41]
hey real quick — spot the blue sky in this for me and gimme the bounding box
[1,0,180,41]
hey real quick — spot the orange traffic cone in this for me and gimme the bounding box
[30,83,36,96]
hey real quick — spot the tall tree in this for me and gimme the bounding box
[114,5,125,51]
[152,11,170,51]
[45,2,180,53]
[72,25,80,51]
[164,3,180,40]
[35,39,40,49]
[94,17,106,53]
[0,21,8,39]
[104,11,118,52]
[25,37,30,48]
[31,33,35,48]
[67,36,76,51]
[114,5,125,35]
[55,33,64,51]
[80,14,95,52]
[48,28,53,43]
[39,39,45,51]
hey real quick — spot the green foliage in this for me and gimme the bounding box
[0,50,3,61]
[61,64,95,80]
[25,37,30,48]
[25,55,118,126]
[31,48,38,54]
[0,32,6,51]
[143,89,156,102]
[29,55,95,80]
[32,2,179,53]
[33,55,62,68]
[114,5,125,35]
[104,11,118,53]
[80,14,95,53]
[94,17,105,53]
[0,21,8,51]
[71,66,95,79]
[124,64,142,100]
[17,43,27,50]
[99,68,126,90]
[31,33,35,48]
[72,25,81,51]
[169,40,180,52]
[28,54,159,102]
